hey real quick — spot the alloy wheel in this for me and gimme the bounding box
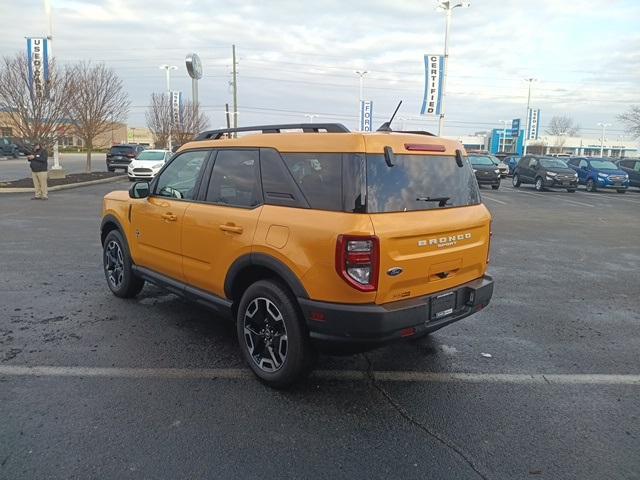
[243,297,288,373]
[105,240,124,289]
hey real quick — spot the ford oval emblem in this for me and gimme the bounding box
[387,267,403,277]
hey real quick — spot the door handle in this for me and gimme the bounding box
[161,212,177,222]
[219,223,243,234]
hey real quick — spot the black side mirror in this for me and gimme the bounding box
[383,146,395,167]
[129,181,150,199]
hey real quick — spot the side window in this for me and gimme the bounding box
[259,148,308,208]
[281,153,342,211]
[579,159,588,169]
[154,150,207,200]
[634,161,640,172]
[528,158,537,168]
[206,149,261,208]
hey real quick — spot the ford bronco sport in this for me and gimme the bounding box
[100,123,494,387]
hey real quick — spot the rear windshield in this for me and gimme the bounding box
[110,146,135,154]
[366,154,480,213]
[136,151,166,161]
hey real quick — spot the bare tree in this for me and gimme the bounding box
[172,100,209,146]
[66,62,130,172]
[545,115,580,136]
[618,106,640,139]
[145,93,172,149]
[0,52,74,148]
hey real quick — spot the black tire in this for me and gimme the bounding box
[128,177,136,182]
[491,184,499,190]
[102,230,144,298]
[108,167,115,172]
[535,177,544,192]
[617,189,626,194]
[512,173,521,187]
[567,189,576,193]
[236,279,314,388]
[586,178,597,192]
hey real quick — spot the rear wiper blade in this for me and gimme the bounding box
[416,196,451,207]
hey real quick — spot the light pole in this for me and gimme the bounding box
[522,78,537,155]
[597,122,611,157]
[304,114,319,123]
[355,70,368,130]
[44,0,65,175]
[499,120,509,153]
[159,64,178,150]
[436,1,470,137]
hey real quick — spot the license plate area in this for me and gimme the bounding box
[431,291,456,320]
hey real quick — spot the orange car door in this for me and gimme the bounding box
[131,149,210,282]
[182,149,262,297]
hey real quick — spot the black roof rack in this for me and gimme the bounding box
[195,123,350,141]
[394,130,436,137]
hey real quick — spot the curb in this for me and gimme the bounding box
[0,175,127,193]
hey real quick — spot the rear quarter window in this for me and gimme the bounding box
[281,153,342,211]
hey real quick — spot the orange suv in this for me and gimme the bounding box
[100,123,494,387]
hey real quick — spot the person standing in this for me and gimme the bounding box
[27,143,48,200]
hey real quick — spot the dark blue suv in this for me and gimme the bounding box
[567,157,629,193]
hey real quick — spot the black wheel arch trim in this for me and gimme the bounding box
[100,214,127,246]
[225,253,309,300]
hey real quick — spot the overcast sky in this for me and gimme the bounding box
[1,0,638,139]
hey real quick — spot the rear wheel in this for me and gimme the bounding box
[512,174,521,187]
[107,167,115,172]
[236,279,314,388]
[567,189,576,193]
[586,179,597,192]
[102,230,144,298]
[535,177,544,192]
[491,184,499,190]
[617,189,626,194]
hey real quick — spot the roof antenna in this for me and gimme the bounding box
[376,100,402,132]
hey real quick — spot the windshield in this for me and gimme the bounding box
[136,151,166,161]
[110,146,134,154]
[468,155,495,166]
[540,158,569,168]
[366,154,480,213]
[590,160,618,170]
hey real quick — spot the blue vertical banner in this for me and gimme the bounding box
[171,91,183,127]
[26,37,49,99]
[511,118,520,137]
[361,100,373,132]
[420,54,445,115]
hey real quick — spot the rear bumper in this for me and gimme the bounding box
[299,275,493,351]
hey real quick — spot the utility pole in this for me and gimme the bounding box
[232,44,238,136]
[355,71,368,130]
[436,1,470,137]
[522,78,536,155]
[597,122,611,157]
[499,120,509,153]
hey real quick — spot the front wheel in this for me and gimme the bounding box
[567,189,576,193]
[586,179,597,192]
[617,189,626,194]
[512,174,521,187]
[491,184,499,190]
[535,177,544,192]
[236,280,315,388]
[107,167,115,172]
[103,230,144,298]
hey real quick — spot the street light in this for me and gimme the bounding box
[498,120,509,153]
[355,70,368,130]
[522,78,537,155]
[304,114,319,123]
[597,122,611,157]
[159,65,178,149]
[436,1,470,136]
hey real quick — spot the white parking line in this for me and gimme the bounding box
[481,195,508,205]
[1,365,638,385]
[557,198,595,208]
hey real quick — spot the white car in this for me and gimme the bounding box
[127,149,172,181]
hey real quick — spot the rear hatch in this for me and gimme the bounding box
[364,152,491,305]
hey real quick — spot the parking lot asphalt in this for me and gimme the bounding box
[1,180,639,479]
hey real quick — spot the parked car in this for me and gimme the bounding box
[566,157,629,193]
[127,149,172,181]
[0,137,19,158]
[512,155,578,192]
[614,158,640,190]
[469,154,501,189]
[101,123,494,387]
[488,154,509,178]
[106,144,146,172]
[504,155,521,176]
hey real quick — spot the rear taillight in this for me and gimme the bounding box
[335,235,379,292]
